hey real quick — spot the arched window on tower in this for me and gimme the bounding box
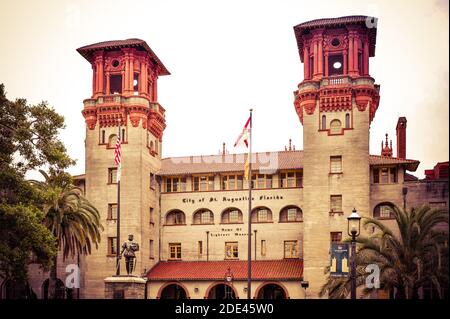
[321,115,326,130]
[345,113,350,128]
[330,119,342,134]
[108,134,117,148]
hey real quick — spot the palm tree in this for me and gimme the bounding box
[320,205,448,299]
[31,170,103,298]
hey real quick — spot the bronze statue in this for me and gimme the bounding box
[119,234,139,275]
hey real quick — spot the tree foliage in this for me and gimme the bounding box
[320,205,449,299]
[0,83,74,282]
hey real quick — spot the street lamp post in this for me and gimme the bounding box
[300,280,309,299]
[347,208,361,300]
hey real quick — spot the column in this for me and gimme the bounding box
[129,55,134,94]
[363,40,369,75]
[140,61,147,95]
[313,40,318,76]
[348,35,354,74]
[124,54,130,93]
[153,77,158,102]
[98,58,104,95]
[318,37,323,76]
[324,52,329,77]
[105,72,110,95]
[304,46,309,80]
[343,52,348,75]
[353,37,359,74]
[92,65,96,97]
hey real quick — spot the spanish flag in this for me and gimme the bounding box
[234,115,251,180]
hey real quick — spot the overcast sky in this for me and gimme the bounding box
[1,0,448,179]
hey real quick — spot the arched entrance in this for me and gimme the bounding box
[159,283,188,299]
[206,283,236,299]
[256,283,287,299]
[42,278,66,299]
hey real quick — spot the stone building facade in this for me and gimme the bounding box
[1,16,448,299]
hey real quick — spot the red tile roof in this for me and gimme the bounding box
[159,151,419,175]
[146,260,303,281]
[368,155,419,171]
[77,38,170,76]
[293,15,377,62]
[159,150,303,176]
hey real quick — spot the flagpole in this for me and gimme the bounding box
[247,108,253,299]
[116,121,121,276]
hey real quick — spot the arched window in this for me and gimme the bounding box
[330,119,342,134]
[155,140,159,154]
[345,113,350,128]
[321,115,326,130]
[193,209,214,225]
[221,208,243,224]
[165,210,186,225]
[373,202,396,219]
[251,207,273,223]
[279,206,303,222]
[108,134,117,148]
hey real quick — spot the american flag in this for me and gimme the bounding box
[114,133,121,181]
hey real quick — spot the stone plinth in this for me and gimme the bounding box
[104,276,147,299]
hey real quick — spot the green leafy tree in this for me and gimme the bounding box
[31,170,103,298]
[0,83,74,293]
[320,205,449,299]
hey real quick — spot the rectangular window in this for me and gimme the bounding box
[261,240,266,257]
[284,241,299,259]
[193,175,214,191]
[373,168,379,183]
[390,167,397,183]
[280,171,302,188]
[221,174,244,190]
[381,168,389,183]
[164,177,186,192]
[149,207,154,224]
[149,240,154,259]
[108,204,118,220]
[110,74,122,94]
[330,156,342,173]
[198,241,203,258]
[107,237,117,255]
[101,130,105,144]
[169,243,181,260]
[122,129,125,142]
[108,168,118,184]
[225,242,239,259]
[373,167,397,184]
[133,73,139,94]
[330,195,342,213]
[330,232,342,243]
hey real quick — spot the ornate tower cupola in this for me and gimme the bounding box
[381,133,393,157]
[293,16,380,125]
[77,39,169,139]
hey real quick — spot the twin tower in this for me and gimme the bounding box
[78,16,380,298]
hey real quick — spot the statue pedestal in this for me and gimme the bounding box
[104,276,147,299]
